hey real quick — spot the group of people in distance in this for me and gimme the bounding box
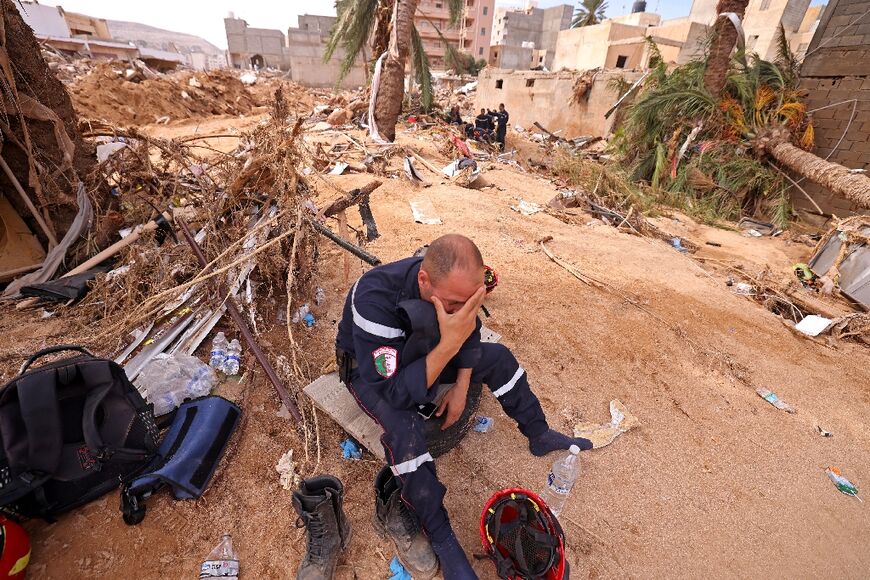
[447,104,509,150]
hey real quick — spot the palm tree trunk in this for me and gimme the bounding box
[703,0,749,96]
[373,0,417,142]
[768,140,870,210]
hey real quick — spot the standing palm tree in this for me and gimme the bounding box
[571,0,608,28]
[325,0,464,141]
[703,0,750,96]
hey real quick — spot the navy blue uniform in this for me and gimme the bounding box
[336,257,549,544]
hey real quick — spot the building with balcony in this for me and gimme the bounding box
[416,0,494,68]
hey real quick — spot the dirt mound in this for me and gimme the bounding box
[67,63,260,125]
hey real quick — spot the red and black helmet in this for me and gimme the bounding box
[479,488,568,580]
[0,516,30,578]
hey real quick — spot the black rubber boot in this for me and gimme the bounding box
[293,475,352,580]
[373,466,439,579]
[432,532,478,580]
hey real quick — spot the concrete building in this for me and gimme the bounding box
[489,4,573,70]
[224,14,366,87]
[474,68,644,137]
[416,0,495,68]
[19,2,151,62]
[791,5,825,59]
[688,0,820,61]
[793,0,870,218]
[553,12,709,71]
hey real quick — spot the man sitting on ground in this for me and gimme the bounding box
[335,234,592,579]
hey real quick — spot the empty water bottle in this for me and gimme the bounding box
[541,445,581,517]
[209,332,228,369]
[199,534,239,579]
[222,339,241,376]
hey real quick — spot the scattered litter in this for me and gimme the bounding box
[473,416,494,433]
[671,238,689,253]
[442,159,481,185]
[135,353,217,416]
[755,388,796,414]
[222,338,242,376]
[453,81,478,95]
[315,287,325,306]
[209,331,228,368]
[817,426,833,437]
[705,241,722,247]
[188,77,202,88]
[403,157,426,183]
[410,197,442,225]
[96,141,127,162]
[180,90,190,100]
[734,282,754,295]
[738,217,776,236]
[40,308,54,319]
[239,72,257,85]
[825,467,860,500]
[388,556,412,580]
[292,304,311,324]
[795,315,833,337]
[511,200,543,216]
[200,534,240,580]
[302,313,316,328]
[328,162,349,175]
[514,125,525,133]
[276,449,302,490]
[340,439,363,460]
[573,399,641,449]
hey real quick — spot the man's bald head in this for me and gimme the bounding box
[421,234,484,283]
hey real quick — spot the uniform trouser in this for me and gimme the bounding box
[346,342,548,544]
[496,128,506,148]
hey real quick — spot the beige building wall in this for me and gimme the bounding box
[63,11,112,39]
[474,68,644,137]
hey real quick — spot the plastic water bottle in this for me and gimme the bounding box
[209,332,227,369]
[222,339,241,376]
[542,445,580,517]
[199,534,239,579]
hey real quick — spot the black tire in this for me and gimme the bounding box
[424,382,483,458]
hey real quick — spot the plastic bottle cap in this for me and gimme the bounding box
[569,444,580,455]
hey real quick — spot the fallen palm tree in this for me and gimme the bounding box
[614,31,869,227]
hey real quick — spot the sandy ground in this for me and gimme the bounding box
[3,119,868,579]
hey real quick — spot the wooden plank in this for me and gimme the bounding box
[304,326,503,460]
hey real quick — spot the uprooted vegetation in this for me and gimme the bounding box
[608,38,814,228]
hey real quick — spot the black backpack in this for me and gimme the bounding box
[0,346,159,520]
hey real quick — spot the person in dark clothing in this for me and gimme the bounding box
[447,106,463,125]
[474,108,494,132]
[491,103,509,150]
[335,234,593,579]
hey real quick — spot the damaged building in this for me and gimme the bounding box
[488,4,573,70]
[224,13,366,87]
[793,0,870,219]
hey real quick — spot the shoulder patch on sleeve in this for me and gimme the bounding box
[372,346,398,378]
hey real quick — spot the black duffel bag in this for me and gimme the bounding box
[0,346,159,520]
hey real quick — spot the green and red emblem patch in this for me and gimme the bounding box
[372,346,398,378]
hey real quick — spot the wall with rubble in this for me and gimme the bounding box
[474,68,644,137]
[796,0,870,219]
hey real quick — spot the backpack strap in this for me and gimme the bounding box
[79,362,152,462]
[15,372,64,474]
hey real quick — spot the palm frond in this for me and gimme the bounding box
[325,0,379,85]
[410,25,434,112]
[447,0,464,27]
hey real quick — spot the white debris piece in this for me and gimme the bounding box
[188,76,203,88]
[240,72,258,85]
[511,199,543,216]
[96,142,127,162]
[795,315,833,337]
[276,449,302,490]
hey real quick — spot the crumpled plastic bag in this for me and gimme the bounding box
[573,399,640,449]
